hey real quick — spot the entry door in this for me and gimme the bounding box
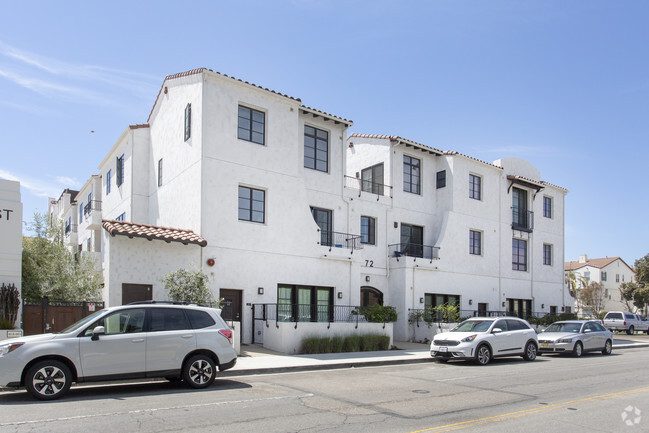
[220,289,242,323]
[122,283,153,305]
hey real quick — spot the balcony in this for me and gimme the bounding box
[83,200,103,229]
[64,224,78,246]
[318,230,363,252]
[388,243,440,262]
[512,209,534,232]
[344,176,392,200]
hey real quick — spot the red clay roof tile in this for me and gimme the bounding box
[102,220,207,247]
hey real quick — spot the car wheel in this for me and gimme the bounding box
[25,360,72,400]
[183,354,216,389]
[475,345,491,365]
[522,342,537,361]
[572,341,583,358]
[627,326,634,335]
[602,339,612,355]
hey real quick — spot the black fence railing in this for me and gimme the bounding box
[83,200,102,216]
[318,230,363,251]
[512,209,534,232]
[253,303,372,325]
[344,175,393,199]
[388,243,440,261]
[408,308,556,325]
[64,224,78,235]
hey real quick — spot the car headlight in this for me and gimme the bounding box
[0,342,24,357]
[558,338,573,343]
[461,334,477,343]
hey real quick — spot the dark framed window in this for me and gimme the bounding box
[403,155,421,194]
[361,287,383,307]
[361,163,384,195]
[116,154,124,187]
[436,170,446,189]
[158,158,163,187]
[311,207,332,246]
[470,230,482,255]
[512,238,527,271]
[601,271,607,282]
[304,125,328,172]
[469,174,481,200]
[238,186,265,223]
[184,103,191,141]
[79,201,83,223]
[106,169,111,195]
[425,293,460,322]
[543,196,552,218]
[238,105,265,145]
[401,223,423,257]
[512,187,530,230]
[277,285,333,322]
[543,243,552,266]
[361,216,376,245]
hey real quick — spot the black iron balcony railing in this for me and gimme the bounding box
[83,200,102,216]
[512,209,534,232]
[318,230,363,251]
[253,303,375,324]
[64,224,78,235]
[344,176,393,200]
[388,243,439,261]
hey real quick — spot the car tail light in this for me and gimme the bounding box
[623,321,626,326]
[219,329,233,341]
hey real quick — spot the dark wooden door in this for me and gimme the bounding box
[220,289,242,322]
[122,283,153,305]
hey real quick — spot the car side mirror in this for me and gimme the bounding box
[492,328,502,334]
[91,326,105,341]
[584,329,592,333]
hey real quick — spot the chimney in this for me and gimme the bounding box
[579,254,588,263]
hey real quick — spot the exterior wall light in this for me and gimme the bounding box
[365,276,370,282]
[469,299,473,305]
[337,292,343,299]
[419,297,424,304]
[258,287,264,295]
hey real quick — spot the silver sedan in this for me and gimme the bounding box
[538,320,613,357]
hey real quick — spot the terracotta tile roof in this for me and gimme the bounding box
[102,220,207,247]
[349,133,443,155]
[565,256,623,271]
[442,151,503,169]
[129,124,149,130]
[301,105,353,126]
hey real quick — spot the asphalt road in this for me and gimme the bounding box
[1,347,648,433]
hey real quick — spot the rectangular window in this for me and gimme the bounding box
[238,186,265,223]
[401,223,423,258]
[403,155,421,194]
[79,202,83,223]
[106,170,111,195]
[361,163,384,195]
[311,207,332,246]
[616,274,620,282]
[158,158,163,187]
[86,237,91,251]
[512,238,527,271]
[424,293,460,322]
[238,105,265,145]
[512,187,531,230]
[543,243,552,266]
[116,212,126,221]
[469,174,481,200]
[543,196,552,218]
[469,230,482,255]
[184,103,191,141]
[304,125,329,172]
[601,271,607,282]
[116,154,124,187]
[436,170,446,189]
[361,216,376,245]
[277,284,333,322]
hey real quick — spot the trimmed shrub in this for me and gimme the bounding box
[318,337,331,354]
[301,334,391,354]
[343,335,361,352]
[360,305,398,323]
[331,336,344,353]
[302,337,321,354]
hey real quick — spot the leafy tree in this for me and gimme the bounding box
[619,253,649,311]
[21,213,103,301]
[162,268,218,305]
[578,281,606,317]
[565,271,587,298]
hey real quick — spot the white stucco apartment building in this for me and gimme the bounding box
[50,68,571,347]
[0,179,23,328]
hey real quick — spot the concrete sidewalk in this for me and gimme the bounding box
[221,337,649,377]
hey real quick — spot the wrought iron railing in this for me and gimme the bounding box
[64,224,78,235]
[318,230,363,251]
[83,200,102,216]
[388,243,439,260]
[512,209,534,232]
[253,303,373,324]
[344,176,393,199]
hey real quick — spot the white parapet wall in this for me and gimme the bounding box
[262,322,394,354]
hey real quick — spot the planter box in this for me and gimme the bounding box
[0,329,23,341]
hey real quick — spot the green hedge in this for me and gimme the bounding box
[301,334,390,354]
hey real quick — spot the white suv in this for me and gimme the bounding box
[0,303,237,400]
[430,317,538,365]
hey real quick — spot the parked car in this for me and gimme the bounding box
[0,302,237,400]
[430,317,538,365]
[538,320,613,357]
[602,311,643,335]
[633,314,649,334]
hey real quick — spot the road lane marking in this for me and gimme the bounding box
[408,385,649,433]
[0,393,314,427]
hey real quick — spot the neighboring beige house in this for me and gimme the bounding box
[565,255,638,316]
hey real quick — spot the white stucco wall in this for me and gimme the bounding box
[0,180,22,328]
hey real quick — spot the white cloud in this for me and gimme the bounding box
[0,169,80,198]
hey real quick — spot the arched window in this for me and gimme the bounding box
[361,287,383,307]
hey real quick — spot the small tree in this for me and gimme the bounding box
[162,268,217,305]
[0,283,20,328]
[579,282,606,317]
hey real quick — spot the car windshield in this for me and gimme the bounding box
[451,319,494,332]
[57,310,105,334]
[543,322,582,333]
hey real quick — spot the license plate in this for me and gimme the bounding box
[439,347,448,352]
[541,343,549,348]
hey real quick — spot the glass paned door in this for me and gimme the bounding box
[316,289,331,322]
[297,288,311,322]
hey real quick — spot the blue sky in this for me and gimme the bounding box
[1,1,647,266]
